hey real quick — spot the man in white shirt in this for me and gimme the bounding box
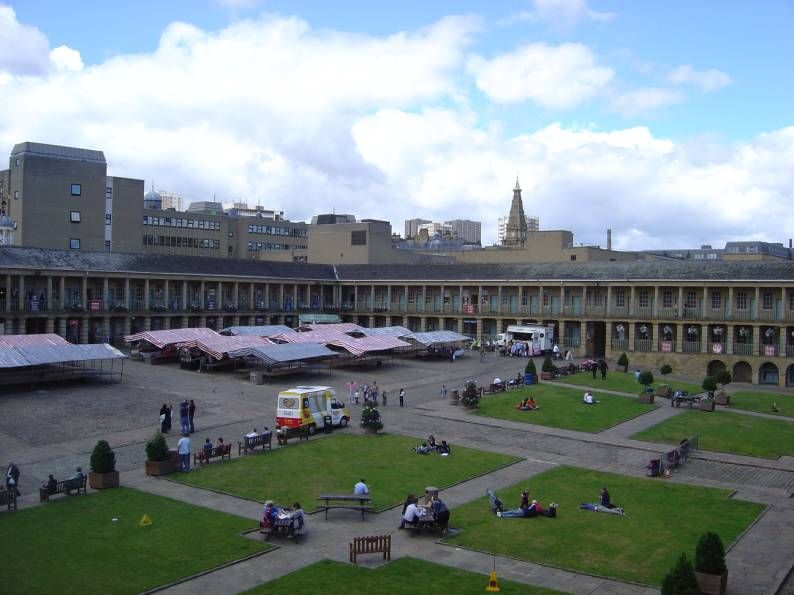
[245,428,258,438]
[552,344,561,360]
[353,479,369,495]
[177,433,191,472]
[400,500,424,528]
[583,391,595,405]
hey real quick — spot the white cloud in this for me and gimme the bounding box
[611,87,683,116]
[49,45,84,72]
[505,0,616,28]
[0,5,51,75]
[467,43,613,109]
[668,64,732,92]
[214,0,262,8]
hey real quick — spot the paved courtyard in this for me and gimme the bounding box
[1,352,793,594]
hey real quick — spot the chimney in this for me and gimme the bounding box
[607,229,612,251]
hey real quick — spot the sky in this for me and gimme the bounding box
[1,0,793,250]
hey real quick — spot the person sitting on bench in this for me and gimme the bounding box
[583,391,597,404]
[261,500,281,531]
[287,502,305,536]
[399,494,424,528]
[41,474,57,495]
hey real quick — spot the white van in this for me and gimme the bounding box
[276,386,350,435]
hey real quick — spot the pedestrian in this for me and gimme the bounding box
[441,384,447,399]
[399,388,405,407]
[177,433,191,472]
[188,399,196,434]
[372,381,379,404]
[159,403,169,433]
[179,399,190,434]
[354,387,360,404]
[382,390,388,406]
[599,359,608,380]
[347,380,355,404]
[5,461,20,495]
[591,362,597,379]
[480,348,486,363]
[165,403,173,432]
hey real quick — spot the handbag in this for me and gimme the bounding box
[159,413,166,423]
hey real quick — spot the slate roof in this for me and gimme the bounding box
[1,245,793,282]
[11,142,106,163]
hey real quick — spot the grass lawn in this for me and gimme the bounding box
[631,410,794,459]
[727,390,794,418]
[556,371,701,395]
[173,433,518,510]
[0,487,268,595]
[444,466,763,586]
[475,384,654,433]
[244,558,566,595]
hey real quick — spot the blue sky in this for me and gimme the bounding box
[2,1,793,248]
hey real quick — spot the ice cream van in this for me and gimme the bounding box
[276,386,350,434]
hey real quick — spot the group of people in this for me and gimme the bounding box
[399,491,450,533]
[515,397,538,411]
[590,359,609,380]
[414,435,451,455]
[39,467,84,499]
[261,500,305,537]
[159,399,197,434]
[345,381,406,407]
[487,488,557,519]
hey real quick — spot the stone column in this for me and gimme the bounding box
[144,279,150,310]
[497,285,502,315]
[47,277,53,312]
[199,281,205,309]
[181,281,187,311]
[58,318,67,338]
[420,317,427,331]
[475,318,482,339]
[676,323,685,353]
[780,327,787,358]
[124,278,130,309]
[629,286,636,316]
[293,285,298,310]
[233,315,240,326]
[82,277,88,309]
[102,316,111,341]
[628,322,636,353]
[653,286,659,318]
[79,317,89,343]
[752,325,760,356]
[232,282,239,309]
[199,316,207,328]
[606,286,612,317]
[605,320,613,357]
[103,278,110,310]
[4,319,13,335]
[46,318,55,333]
[369,316,375,328]
[164,280,169,309]
[60,276,66,310]
[725,324,734,355]
[457,318,464,334]
[678,287,684,318]
[279,284,285,310]
[143,317,151,332]
[754,287,760,321]
[163,317,171,330]
[18,274,25,311]
[217,281,223,309]
[559,320,566,349]
[182,316,189,328]
[727,287,734,320]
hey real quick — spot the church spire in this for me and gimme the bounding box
[503,176,528,247]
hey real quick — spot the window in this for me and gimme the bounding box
[70,211,81,223]
[790,291,794,311]
[14,158,19,167]
[685,291,696,308]
[594,291,604,306]
[711,291,722,310]
[736,291,747,310]
[70,184,81,196]
[762,291,773,310]
[105,214,112,225]
[14,190,19,199]
[69,238,80,250]
[662,290,673,308]
[570,255,576,261]
[638,289,649,308]
[616,289,625,308]
[351,230,367,245]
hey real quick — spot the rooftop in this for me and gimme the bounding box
[11,142,106,164]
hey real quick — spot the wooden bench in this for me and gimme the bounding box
[39,476,87,502]
[276,426,309,446]
[672,392,703,408]
[0,488,17,512]
[194,443,232,466]
[238,432,273,456]
[349,535,390,564]
[317,494,373,520]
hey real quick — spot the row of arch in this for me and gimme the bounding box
[706,360,793,387]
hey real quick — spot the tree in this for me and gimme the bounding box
[660,364,672,376]
[661,553,701,595]
[145,432,170,462]
[360,402,383,432]
[525,358,537,375]
[694,532,727,575]
[702,376,717,398]
[541,353,555,373]
[460,381,481,409]
[715,370,732,391]
[90,440,116,474]
[617,352,629,373]
[638,370,654,391]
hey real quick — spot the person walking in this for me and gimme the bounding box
[591,362,597,380]
[165,403,173,433]
[159,403,169,433]
[188,399,196,434]
[177,433,191,472]
[5,462,20,495]
[179,399,190,435]
[479,348,486,363]
[599,359,608,380]
[399,388,405,407]
[440,384,447,399]
[382,390,388,406]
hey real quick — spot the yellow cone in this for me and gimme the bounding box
[486,570,500,592]
[139,514,152,527]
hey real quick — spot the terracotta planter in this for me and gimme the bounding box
[637,392,654,404]
[363,426,379,435]
[714,392,730,406]
[695,570,728,595]
[540,371,553,381]
[89,470,119,489]
[145,460,175,476]
[699,399,716,412]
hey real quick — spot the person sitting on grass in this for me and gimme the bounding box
[496,489,531,518]
[526,397,538,410]
[772,401,780,413]
[437,440,451,455]
[516,398,530,410]
[580,487,624,515]
[583,391,597,404]
[427,434,437,448]
[414,442,431,455]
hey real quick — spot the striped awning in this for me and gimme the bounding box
[0,343,126,369]
[0,333,69,348]
[406,330,469,346]
[359,326,412,338]
[327,335,410,356]
[124,328,220,348]
[227,342,336,365]
[222,325,296,337]
[193,335,273,360]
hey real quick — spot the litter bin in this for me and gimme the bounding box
[250,370,265,385]
[449,389,460,405]
[323,415,333,434]
[524,373,534,385]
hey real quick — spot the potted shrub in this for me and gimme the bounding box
[637,370,655,404]
[714,370,732,405]
[662,553,700,595]
[660,364,672,376]
[145,431,174,476]
[360,402,383,434]
[460,381,481,409]
[700,377,717,411]
[694,532,728,595]
[540,354,555,380]
[617,352,629,373]
[89,440,119,489]
[524,359,537,385]
[448,388,460,405]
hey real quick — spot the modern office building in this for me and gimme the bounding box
[444,219,481,245]
[404,218,431,239]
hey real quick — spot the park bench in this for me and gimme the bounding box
[276,425,309,446]
[194,443,232,466]
[261,513,305,542]
[0,488,17,512]
[647,434,698,477]
[671,392,704,408]
[349,535,391,564]
[238,432,272,456]
[317,494,373,520]
[39,476,87,502]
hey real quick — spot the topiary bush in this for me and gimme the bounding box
[661,553,701,595]
[694,532,727,575]
[638,370,654,389]
[702,376,717,397]
[617,352,629,373]
[460,381,481,409]
[715,370,732,390]
[360,402,383,432]
[660,364,673,375]
[145,431,170,462]
[541,353,555,373]
[90,440,116,474]
[525,358,537,375]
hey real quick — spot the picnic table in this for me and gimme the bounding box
[403,505,445,534]
[316,494,373,520]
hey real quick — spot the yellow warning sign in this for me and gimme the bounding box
[139,514,152,527]
[485,570,500,592]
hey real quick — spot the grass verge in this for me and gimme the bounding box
[555,371,701,395]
